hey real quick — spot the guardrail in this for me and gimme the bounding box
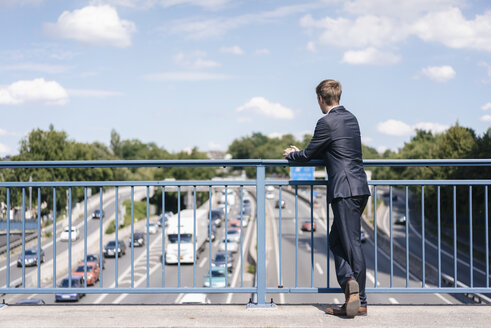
[0,159,490,307]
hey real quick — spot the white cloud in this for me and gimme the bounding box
[377,145,388,154]
[255,48,270,55]
[377,119,449,136]
[413,122,449,133]
[220,46,244,55]
[143,71,231,81]
[207,141,223,150]
[480,114,491,122]
[237,117,252,123]
[174,51,220,69]
[361,136,373,144]
[0,143,11,155]
[342,47,400,65]
[0,63,72,74]
[481,103,491,111]
[377,119,413,136]
[413,8,491,52]
[67,89,123,97]
[0,128,8,136]
[307,41,316,53]
[0,78,68,106]
[420,65,456,82]
[236,97,294,120]
[44,5,136,48]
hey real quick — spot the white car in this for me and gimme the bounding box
[60,226,80,241]
[226,229,241,243]
[147,223,158,234]
[219,238,239,253]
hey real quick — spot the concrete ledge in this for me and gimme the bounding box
[1,304,490,327]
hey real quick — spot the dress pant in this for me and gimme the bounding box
[329,195,369,306]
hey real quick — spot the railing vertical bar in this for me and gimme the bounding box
[53,188,57,288]
[146,186,150,288]
[193,186,197,288]
[422,185,425,288]
[6,188,10,287]
[161,186,165,287]
[131,186,134,289]
[405,185,409,288]
[437,186,441,288]
[486,185,489,288]
[115,186,119,288]
[310,185,314,288]
[374,185,377,288]
[240,185,244,288]
[255,165,266,305]
[389,186,393,288]
[326,186,330,288]
[83,187,88,288]
[278,186,283,288]
[21,188,26,288]
[224,185,228,288]
[37,188,41,288]
[453,185,457,288]
[208,186,212,289]
[99,187,103,288]
[68,187,72,288]
[295,185,298,288]
[469,185,473,288]
[177,186,181,288]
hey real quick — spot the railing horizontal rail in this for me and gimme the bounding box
[0,159,490,169]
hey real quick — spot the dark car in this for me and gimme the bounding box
[55,276,85,302]
[16,299,45,305]
[86,254,105,270]
[129,232,145,247]
[212,251,233,272]
[209,209,223,227]
[17,248,46,267]
[92,209,104,219]
[275,200,286,208]
[207,224,217,242]
[360,230,367,243]
[157,211,173,227]
[395,214,407,225]
[103,240,127,258]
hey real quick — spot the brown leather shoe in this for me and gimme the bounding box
[344,279,360,317]
[325,304,367,317]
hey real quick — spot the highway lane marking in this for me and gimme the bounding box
[199,257,208,268]
[269,200,285,305]
[388,297,399,304]
[366,271,380,287]
[315,262,324,275]
[305,242,311,252]
[94,234,163,304]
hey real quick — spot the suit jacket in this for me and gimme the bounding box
[286,106,370,203]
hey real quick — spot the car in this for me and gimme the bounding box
[157,211,173,227]
[86,254,105,270]
[301,220,317,232]
[72,262,100,286]
[17,248,45,267]
[129,232,145,247]
[147,222,158,234]
[395,214,407,225]
[243,198,251,207]
[203,267,230,287]
[103,240,127,258]
[230,218,247,229]
[212,251,233,272]
[206,224,217,242]
[275,200,286,208]
[209,209,223,227]
[226,229,241,243]
[219,238,239,253]
[92,209,104,219]
[360,230,367,243]
[60,226,80,242]
[266,191,275,199]
[55,276,85,302]
[16,298,45,305]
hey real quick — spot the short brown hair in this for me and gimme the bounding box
[316,80,342,106]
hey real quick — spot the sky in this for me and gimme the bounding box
[0,0,490,157]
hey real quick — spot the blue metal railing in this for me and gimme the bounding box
[0,159,490,307]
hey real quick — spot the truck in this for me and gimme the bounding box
[165,209,208,264]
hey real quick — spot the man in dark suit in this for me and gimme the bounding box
[283,79,370,317]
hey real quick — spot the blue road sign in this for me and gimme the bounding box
[290,166,314,180]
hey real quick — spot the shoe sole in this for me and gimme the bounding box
[345,280,360,318]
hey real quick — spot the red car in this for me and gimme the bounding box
[72,262,100,286]
[301,220,317,232]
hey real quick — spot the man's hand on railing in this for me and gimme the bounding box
[283,145,300,158]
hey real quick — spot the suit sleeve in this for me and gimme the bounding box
[286,118,330,162]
